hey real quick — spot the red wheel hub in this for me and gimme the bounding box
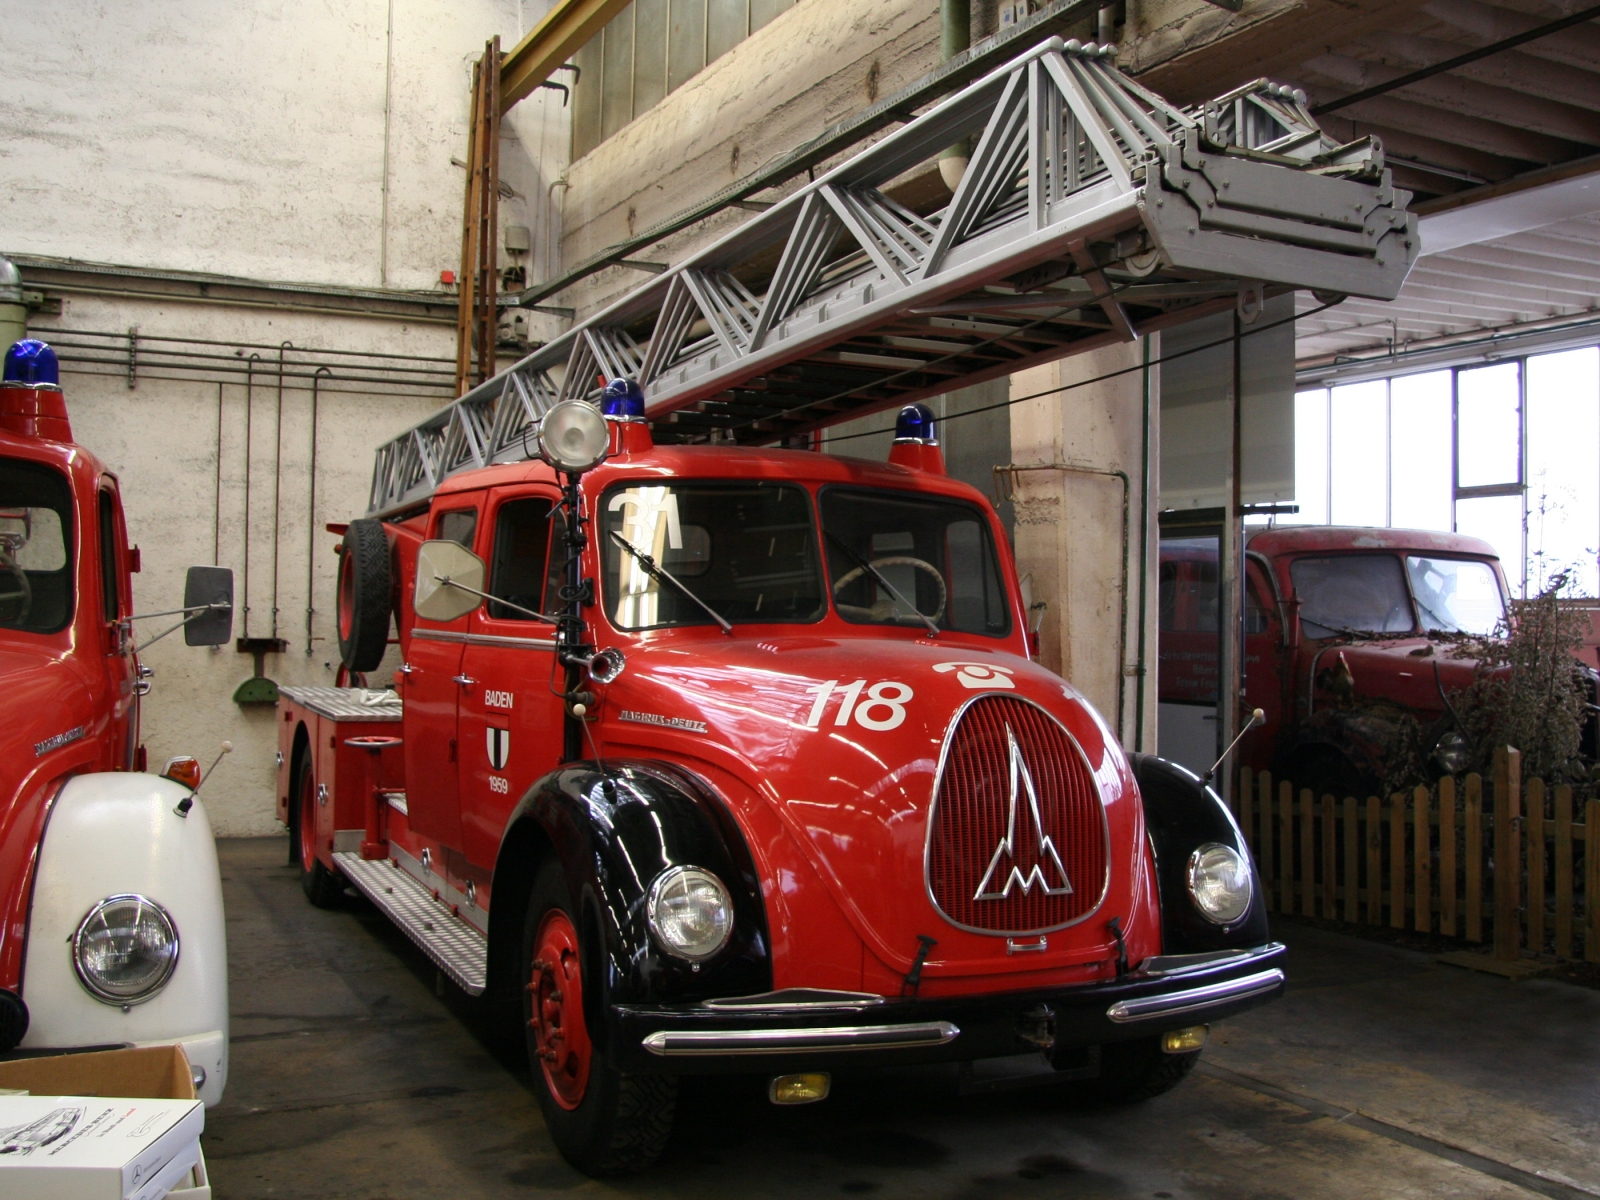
[298,767,318,869]
[530,910,591,1110]
[337,554,354,642]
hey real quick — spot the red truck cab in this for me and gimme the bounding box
[1159,524,1537,795]
[282,387,1284,1174]
[0,340,234,1101]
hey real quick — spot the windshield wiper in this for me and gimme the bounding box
[608,530,732,634]
[824,531,939,638]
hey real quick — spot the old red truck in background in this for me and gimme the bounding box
[280,385,1284,1176]
[0,339,233,1103]
[1158,524,1597,797]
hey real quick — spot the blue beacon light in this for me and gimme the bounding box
[601,377,646,419]
[893,403,937,444]
[3,339,59,387]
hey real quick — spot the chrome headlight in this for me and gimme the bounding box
[537,400,609,474]
[72,894,180,1005]
[1433,729,1470,775]
[1186,844,1252,926]
[646,866,733,962]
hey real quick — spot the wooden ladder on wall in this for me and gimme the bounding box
[455,37,501,398]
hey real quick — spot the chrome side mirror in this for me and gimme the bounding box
[414,540,487,623]
[183,566,234,646]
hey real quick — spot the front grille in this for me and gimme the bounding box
[926,696,1109,935]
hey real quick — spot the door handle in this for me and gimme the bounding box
[452,674,477,687]
[398,662,414,675]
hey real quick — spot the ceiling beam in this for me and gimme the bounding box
[499,0,635,112]
[1302,53,1600,145]
[1354,31,1600,114]
[1419,164,1600,254]
[1421,0,1600,74]
[1298,83,1582,165]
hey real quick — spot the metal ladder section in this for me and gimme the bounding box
[334,852,488,995]
[366,38,1417,517]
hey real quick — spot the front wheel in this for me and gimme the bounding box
[522,861,676,1176]
[1089,1036,1200,1102]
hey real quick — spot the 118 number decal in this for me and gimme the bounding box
[803,679,913,731]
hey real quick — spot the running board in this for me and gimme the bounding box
[333,852,488,995]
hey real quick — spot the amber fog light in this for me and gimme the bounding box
[1187,843,1252,925]
[646,866,732,962]
[73,894,179,1005]
[1161,1025,1209,1054]
[769,1073,831,1105]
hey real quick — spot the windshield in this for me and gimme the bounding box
[1406,556,1504,635]
[1290,554,1414,638]
[0,458,74,634]
[601,482,824,630]
[820,487,1011,637]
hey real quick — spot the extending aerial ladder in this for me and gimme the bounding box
[368,36,1417,517]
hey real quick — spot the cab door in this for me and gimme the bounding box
[1241,556,1286,771]
[458,488,566,869]
[402,503,481,850]
[96,482,137,771]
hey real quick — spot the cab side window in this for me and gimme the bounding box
[543,506,569,615]
[488,497,554,621]
[98,489,120,622]
[436,508,478,549]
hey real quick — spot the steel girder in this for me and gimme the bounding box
[367,37,1417,517]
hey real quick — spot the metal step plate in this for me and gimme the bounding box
[333,852,487,995]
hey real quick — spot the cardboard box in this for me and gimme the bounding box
[0,1047,211,1200]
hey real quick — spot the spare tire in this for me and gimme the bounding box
[337,519,391,672]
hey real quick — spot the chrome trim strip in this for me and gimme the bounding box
[702,989,887,1012]
[413,628,556,650]
[1136,943,1283,980]
[922,692,1113,938]
[641,1021,959,1057]
[1106,968,1285,1023]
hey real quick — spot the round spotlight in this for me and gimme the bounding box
[537,400,609,474]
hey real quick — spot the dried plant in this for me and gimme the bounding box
[1447,572,1589,781]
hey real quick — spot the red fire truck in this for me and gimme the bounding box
[1159,525,1599,796]
[281,382,1284,1175]
[0,339,233,1103]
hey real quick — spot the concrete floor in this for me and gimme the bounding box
[207,837,1600,1199]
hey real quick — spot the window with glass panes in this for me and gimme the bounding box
[1288,344,1600,598]
[571,0,797,160]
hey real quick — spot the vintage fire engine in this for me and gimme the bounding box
[281,386,1282,1173]
[0,339,233,1105]
[1159,525,1600,795]
[278,36,1436,1172]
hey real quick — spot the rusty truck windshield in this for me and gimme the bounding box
[0,458,74,634]
[1290,554,1414,638]
[820,488,1011,637]
[1406,556,1504,636]
[601,482,824,630]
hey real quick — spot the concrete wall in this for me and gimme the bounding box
[1008,339,1160,752]
[0,0,568,833]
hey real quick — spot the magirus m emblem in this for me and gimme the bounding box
[973,726,1073,901]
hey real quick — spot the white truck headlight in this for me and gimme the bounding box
[646,866,732,962]
[72,894,180,1005]
[1186,844,1252,925]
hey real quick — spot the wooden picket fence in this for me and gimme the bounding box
[1234,747,1599,964]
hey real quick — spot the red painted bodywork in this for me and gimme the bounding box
[0,381,141,994]
[1159,525,1510,777]
[287,434,1166,1000]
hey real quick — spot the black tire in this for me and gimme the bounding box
[1090,1036,1200,1102]
[522,860,676,1176]
[337,519,391,673]
[296,755,345,909]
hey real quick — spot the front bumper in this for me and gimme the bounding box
[609,942,1285,1074]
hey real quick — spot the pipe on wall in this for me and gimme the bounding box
[306,366,331,656]
[243,354,261,638]
[938,0,972,193]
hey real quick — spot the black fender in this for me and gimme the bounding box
[1128,754,1271,955]
[488,759,771,1020]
